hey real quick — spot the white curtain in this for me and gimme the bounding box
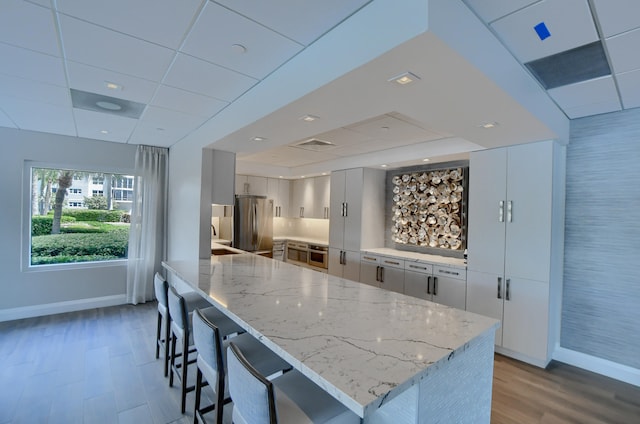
[126,145,169,304]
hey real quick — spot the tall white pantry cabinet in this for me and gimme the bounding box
[329,168,386,281]
[466,140,566,367]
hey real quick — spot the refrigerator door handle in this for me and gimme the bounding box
[252,203,258,248]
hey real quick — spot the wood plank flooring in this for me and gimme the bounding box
[1,302,638,423]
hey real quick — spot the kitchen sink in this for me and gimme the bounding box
[211,248,241,256]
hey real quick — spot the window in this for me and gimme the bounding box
[29,166,134,266]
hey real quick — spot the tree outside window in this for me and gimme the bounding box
[30,167,133,266]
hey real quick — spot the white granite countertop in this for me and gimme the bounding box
[362,247,466,269]
[273,236,328,246]
[163,255,497,418]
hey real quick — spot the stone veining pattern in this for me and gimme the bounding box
[164,254,498,418]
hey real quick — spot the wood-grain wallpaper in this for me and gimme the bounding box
[561,108,640,369]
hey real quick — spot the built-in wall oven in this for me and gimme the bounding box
[286,241,308,265]
[308,244,328,269]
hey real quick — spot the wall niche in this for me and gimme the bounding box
[386,161,468,257]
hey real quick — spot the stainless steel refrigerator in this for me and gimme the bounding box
[233,195,273,255]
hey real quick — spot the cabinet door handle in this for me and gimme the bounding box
[300,207,304,218]
[341,251,345,265]
[507,200,512,223]
[427,276,432,294]
[344,202,348,217]
[505,279,511,301]
[433,277,438,296]
[341,202,345,217]
[380,267,384,283]
[499,200,504,223]
[497,277,502,299]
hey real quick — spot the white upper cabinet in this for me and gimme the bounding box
[235,174,268,196]
[290,175,330,219]
[267,178,290,218]
[314,175,330,219]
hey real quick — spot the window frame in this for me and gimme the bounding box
[22,160,135,272]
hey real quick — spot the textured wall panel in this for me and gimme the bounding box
[561,108,640,368]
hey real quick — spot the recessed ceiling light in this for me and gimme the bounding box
[299,114,319,122]
[321,172,328,176]
[480,122,499,129]
[422,158,430,162]
[251,136,267,142]
[381,164,388,168]
[388,71,420,85]
[100,130,109,134]
[300,176,305,178]
[104,81,122,90]
[278,176,283,179]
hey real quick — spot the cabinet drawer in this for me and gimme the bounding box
[404,261,433,274]
[360,254,380,265]
[433,266,466,281]
[379,257,404,269]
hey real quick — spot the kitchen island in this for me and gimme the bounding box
[163,253,499,423]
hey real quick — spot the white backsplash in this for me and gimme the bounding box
[273,217,329,241]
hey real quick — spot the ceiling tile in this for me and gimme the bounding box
[463,0,538,23]
[616,69,640,109]
[73,108,138,143]
[0,74,70,106]
[0,42,66,86]
[605,27,640,74]
[0,0,60,55]
[66,61,158,104]
[0,107,17,128]
[152,85,228,118]
[547,76,621,119]
[215,0,372,46]
[163,53,258,102]
[491,0,599,62]
[58,15,175,81]
[182,2,303,80]
[592,0,640,37]
[142,105,206,133]
[127,123,185,148]
[56,0,204,49]
[0,96,76,136]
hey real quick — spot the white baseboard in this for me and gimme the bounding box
[554,346,640,387]
[0,294,127,322]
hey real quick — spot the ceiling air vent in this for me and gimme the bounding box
[70,89,146,119]
[291,138,336,152]
[524,41,611,90]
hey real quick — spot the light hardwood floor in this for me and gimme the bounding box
[1,302,638,424]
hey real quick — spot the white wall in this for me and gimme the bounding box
[0,127,137,320]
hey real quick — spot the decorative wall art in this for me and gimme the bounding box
[391,167,465,250]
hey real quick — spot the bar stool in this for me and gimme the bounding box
[192,308,291,424]
[154,273,210,377]
[227,342,360,424]
[167,286,245,414]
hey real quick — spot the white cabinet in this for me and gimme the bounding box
[235,175,267,196]
[404,262,466,310]
[290,176,328,219]
[359,254,404,293]
[267,178,290,218]
[360,254,404,294]
[466,140,565,367]
[328,168,385,280]
[314,175,330,219]
[329,247,360,281]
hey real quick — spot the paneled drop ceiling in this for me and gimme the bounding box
[0,0,371,146]
[463,0,640,117]
[1,0,639,175]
